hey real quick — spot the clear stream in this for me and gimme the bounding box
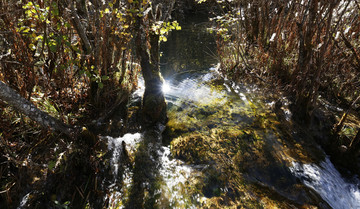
[105,15,360,209]
[106,70,360,208]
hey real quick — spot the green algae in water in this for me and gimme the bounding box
[106,71,331,208]
[165,72,327,208]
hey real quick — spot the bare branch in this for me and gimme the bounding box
[63,0,92,54]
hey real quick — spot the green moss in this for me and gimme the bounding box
[171,132,210,164]
[165,78,325,207]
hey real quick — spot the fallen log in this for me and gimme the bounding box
[0,81,75,137]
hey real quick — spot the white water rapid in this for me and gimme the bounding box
[106,133,204,208]
[290,157,360,209]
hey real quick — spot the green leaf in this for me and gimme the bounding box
[48,161,56,170]
[35,35,43,40]
[29,43,36,51]
[49,44,57,52]
[101,75,109,80]
[116,12,122,18]
[98,82,104,89]
[35,60,45,66]
[160,36,167,42]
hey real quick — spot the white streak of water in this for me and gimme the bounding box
[107,133,142,176]
[106,133,205,208]
[17,192,31,209]
[106,133,142,208]
[290,157,360,209]
[158,146,205,208]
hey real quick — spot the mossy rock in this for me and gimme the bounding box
[171,132,211,164]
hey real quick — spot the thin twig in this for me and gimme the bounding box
[63,0,92,54]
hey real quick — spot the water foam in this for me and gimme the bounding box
[290,157,360,209]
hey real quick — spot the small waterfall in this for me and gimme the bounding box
[107,133,142,177]
[106,133,142,208]
[290,157,360,209]
[157,146,205,208]
[106,133,203,208]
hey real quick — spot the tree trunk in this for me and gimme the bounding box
[63,0,92,54]
[135,14,167,127]
[0,81,75,137]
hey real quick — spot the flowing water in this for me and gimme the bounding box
[106,69,360,208]
[103,14,360,209]
[106,132,204,208]
[290,157,360,209]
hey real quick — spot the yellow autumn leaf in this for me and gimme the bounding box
[160,28,166,35]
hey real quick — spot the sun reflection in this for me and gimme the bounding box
[162,81,171,93]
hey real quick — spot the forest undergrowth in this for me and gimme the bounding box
[1,0,360,208]
[208,0,360,176]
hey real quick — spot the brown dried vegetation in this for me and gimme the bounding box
[214,0,360,121]
[0,0,141,207]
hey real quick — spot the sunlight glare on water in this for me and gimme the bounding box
[162,81,171,94]
[289,157,360,209]
[164,75,226,105]
[133,77,145,97]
